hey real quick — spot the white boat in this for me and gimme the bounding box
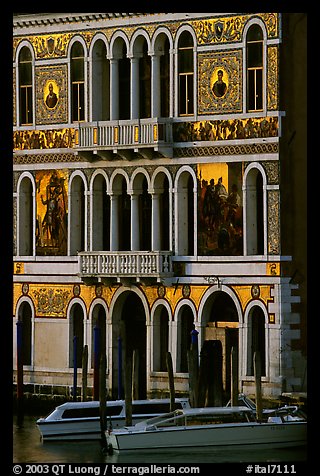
[36,398,190,442]
[105,405,307,453]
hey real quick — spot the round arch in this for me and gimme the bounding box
[244,300,269,378]
[15,296,35,368]
[109,30,130,58]
[109,286,150,399]
[129,29,151,57]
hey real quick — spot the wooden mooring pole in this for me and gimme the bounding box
[82,344,88,402]
[254,351,263,421]
[16,320,24,427]
[99,352,107,447]
[73,336,77,401]
[231,346,239,406]
[166,351,175,411]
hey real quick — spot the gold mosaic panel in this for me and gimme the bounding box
[192,13,278,44]
[13,128,75,151]
[198,51,242,114]
[267,45,279,111]
[268,190,280,255]
[36,65,68,124]
[13,14,279,59]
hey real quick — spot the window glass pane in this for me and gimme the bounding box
[247,70,255,111]
[178,31,193,48]
[19,62,32,85]
[78,82,85,121]
[72,83,79,121]
[247,42,263,68]
[26,86,33,123]
[247,24,263,41]
[187,74,194,114]
[178,48,193,73]
[19,46,32,62]
[71,42,84,59]
[72,57,84,81]
[255,69,263,110]
[179,75,187,115]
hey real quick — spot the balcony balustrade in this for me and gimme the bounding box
[74,118,173,159]
[78,250,173,282]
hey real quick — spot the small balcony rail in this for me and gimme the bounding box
[78,250,173,281]
[74,118,173,159]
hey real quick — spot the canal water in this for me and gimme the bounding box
[13,414,307,465]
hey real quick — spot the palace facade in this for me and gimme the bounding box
[13,13,307,400]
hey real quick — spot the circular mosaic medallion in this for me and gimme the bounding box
[95,284,103,297]
[157,285,166,298]
[22,283,29,295]
[73,284,81,297]
[251,284,260,299]
[182,284,191,298]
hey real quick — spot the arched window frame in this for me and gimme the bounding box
[67,298,87,369]
[89,34,110,122]
[174,166,197,256]
[243,19,268,114]
[243,301,269,379]
[15,297,35,369]
[150,27,173,118]
[243,163,267,256]
[174,300,197,373]
[151,300,171,372]
[174,26,197,118]
[16,172,36,257]
[68,37,87,123]
[16,42,35,126]
[68,170,88,256]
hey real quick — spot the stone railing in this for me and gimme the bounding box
[75,118,172,149]
[78,251,173,280]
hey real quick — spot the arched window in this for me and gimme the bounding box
[139,40,151,119]
[18,176,33,256]
[91,40,109,121]
[245,167,264,255]
[153,305,169,372]
[69,303,84,368]
[119,177,131,251]
[91,174,110,251]
[91,304,107,369]
[118,42,130,120]
[71,42,85,122]
[18,46,33,125]
[246,24,263,112]
[177,306,194,372]
[18,302,32,366]
[69,176,85,255]
[178,31,194,116]
[247,306,266,376]
[176,171,195,255]
[139,177,152,250]
[160,36,170,117]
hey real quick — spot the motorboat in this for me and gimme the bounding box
[36,397,190,442]
[105,405,307,453]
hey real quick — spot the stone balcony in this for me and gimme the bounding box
[78,250,174,283]
[74,118,173,160]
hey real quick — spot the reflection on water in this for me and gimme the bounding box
[13,415,307,464]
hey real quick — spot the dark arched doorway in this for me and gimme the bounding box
[202,290,239,402]
[17,301,32,366]
[112,290,147,399]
